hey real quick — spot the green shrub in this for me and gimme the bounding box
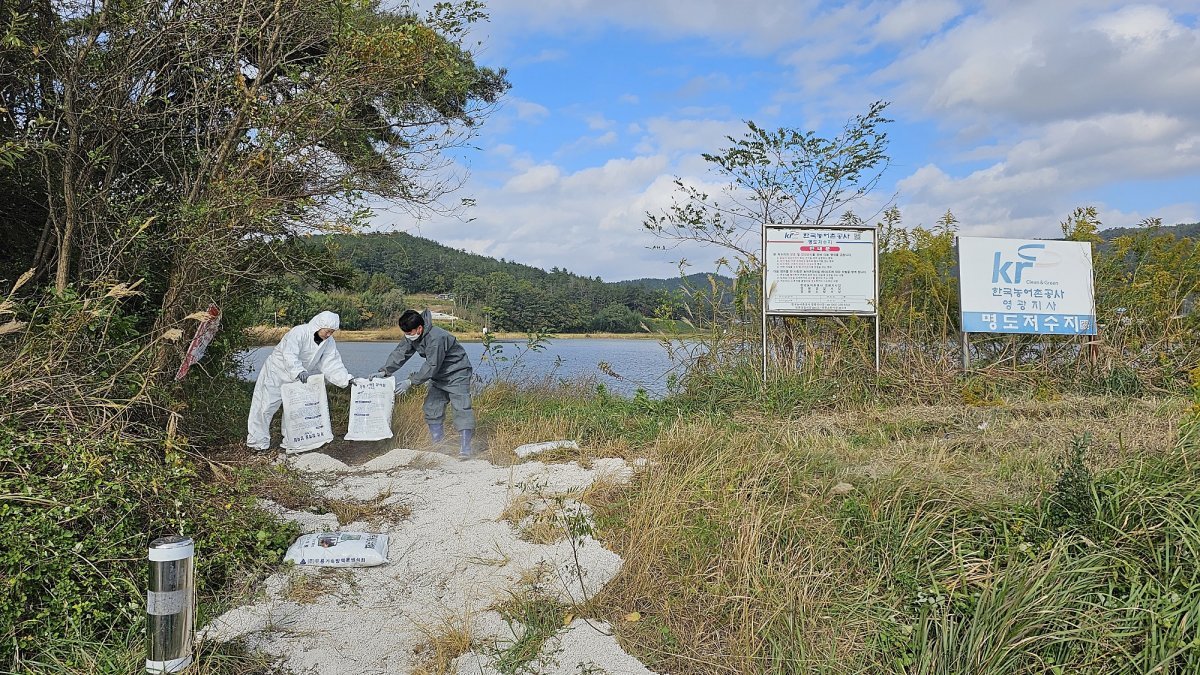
[0,426,296,665]
[0,290,295,668]
[1046,434,1097,533]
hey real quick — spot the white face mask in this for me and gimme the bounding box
[404,332,420,341]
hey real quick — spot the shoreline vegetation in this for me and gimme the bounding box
[244,325,697,345]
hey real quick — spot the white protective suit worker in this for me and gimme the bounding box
[246,311,362,450]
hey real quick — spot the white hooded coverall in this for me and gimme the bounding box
[246,311,351,450]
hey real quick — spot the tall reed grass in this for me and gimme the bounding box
[480,373,1199,673]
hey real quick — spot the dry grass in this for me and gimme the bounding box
[241,461,410,526]
[406,453,448,470]
[389,391,431,447]
[498,492,534,524]
[410,612,475,675]
[474,393,635,467]
[519,505,567,545]
[244,462,325,512]
[582,395,1191,674]
[283,568,347,604]
[323,492,410,526]
[517,563,551,590]
[498,489,574,545]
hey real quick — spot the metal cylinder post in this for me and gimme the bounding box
[146,536,195,674]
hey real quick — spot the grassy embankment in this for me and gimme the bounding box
[15,358,1196,674]
[464,364,1200,674]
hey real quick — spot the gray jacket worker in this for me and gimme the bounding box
[376,309,475,457]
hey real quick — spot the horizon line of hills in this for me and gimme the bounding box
[272,221,1197,333]
[331,220,1200,291]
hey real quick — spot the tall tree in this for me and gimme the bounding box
[0,0,507,362]
[644,101,892,264]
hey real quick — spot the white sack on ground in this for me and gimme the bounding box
[283,532,389,568]
[345,376,395,441]
[281,374,334,453]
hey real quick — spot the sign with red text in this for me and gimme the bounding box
[764,226,877,314]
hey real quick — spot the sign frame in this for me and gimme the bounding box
[956,235,1098,369]
[760,223,881,378]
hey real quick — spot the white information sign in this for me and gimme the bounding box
[764,226,877,314]
[958,236,1096,335]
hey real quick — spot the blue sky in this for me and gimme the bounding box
[378,1,1200,281]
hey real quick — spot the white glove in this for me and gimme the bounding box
[350,377,368,386]
[395,379,411,395]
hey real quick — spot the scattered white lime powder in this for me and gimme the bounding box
[202,448,656,675]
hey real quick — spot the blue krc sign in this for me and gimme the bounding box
[991,243,1045,284]
[958,236,1096,336]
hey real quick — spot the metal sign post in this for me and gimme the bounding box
[761,223,880,379]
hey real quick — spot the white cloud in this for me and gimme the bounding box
[640,117,746,156]
[1091,4,1184,41]
[379,149,730,280]
[395,0,1200,279]
[513,48,569,65]
[512,99,551,122]
[875,0,961,43]
[503,164,561,193]
[884,3,1200,124]
[441,238,498,256]
[485,0,844,54]
[893,107,1200,237]
[560,155,669,193]
[870,3,1200,238]
[585,114,614,130]
[674,73,734,98]
[556,130,620,157]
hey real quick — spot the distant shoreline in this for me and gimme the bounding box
[244,326,698,346]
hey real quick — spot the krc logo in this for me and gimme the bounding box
[992,243,1046,284]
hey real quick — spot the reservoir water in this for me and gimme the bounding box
[238,338,690,398]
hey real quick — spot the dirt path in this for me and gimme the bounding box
[202,446,657,675]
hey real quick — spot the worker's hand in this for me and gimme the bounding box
[395,379,411,395]
[370,371,387,380]
[297,370,312,383]
[350,377,368,387]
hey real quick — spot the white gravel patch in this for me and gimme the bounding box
[257,500,340,534]
[454,619,656,675]
[202,447,657,674]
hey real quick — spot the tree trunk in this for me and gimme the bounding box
[53,79,79,292]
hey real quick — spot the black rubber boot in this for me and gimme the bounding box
[459,429,474,458]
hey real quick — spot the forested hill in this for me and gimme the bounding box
[313,232,695,332]
[1099,222,1200,241]
[324,231,598,294]
[615,272,734,291]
